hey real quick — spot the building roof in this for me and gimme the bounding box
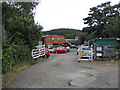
[89,38,117,41]
[42,35,64,37]
[65,39,78,41]
[42,35,51,37]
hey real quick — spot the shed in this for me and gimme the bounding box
[89,38,117,47]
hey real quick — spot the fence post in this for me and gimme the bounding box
[94,43,97,60]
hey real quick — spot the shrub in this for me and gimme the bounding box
[2,42,35,74]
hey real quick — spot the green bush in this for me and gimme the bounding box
[2,42,35,74]
[2,2,41,74]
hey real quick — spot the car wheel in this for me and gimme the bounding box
[56,52,57,53]
[65,51,67,53]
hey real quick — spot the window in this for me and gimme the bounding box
[58,38,60,41]
[60,48,62,50]
[48,38,51,41]
[55,38,57,41]
[57,47,60,50]
[61,38,63,41]
[52,38,54,41]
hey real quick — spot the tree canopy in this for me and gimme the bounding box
[78,2,120,44]
[2,2,43,73]
[82,1,120,38]
[43,28,81,39]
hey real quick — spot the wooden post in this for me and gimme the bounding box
[94,43,97,60]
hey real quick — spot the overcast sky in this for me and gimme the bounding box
[34,0,120,31]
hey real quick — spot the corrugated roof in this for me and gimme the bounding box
[66,39,78,41]
[42,35,51,37]
[42,35,64,37]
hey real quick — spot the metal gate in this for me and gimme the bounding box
[32,44,45,59]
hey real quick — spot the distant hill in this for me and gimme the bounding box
[42,28,81,39]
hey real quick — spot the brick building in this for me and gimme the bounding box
[42,35,65,47]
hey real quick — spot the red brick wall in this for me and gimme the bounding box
[44,35,65,47]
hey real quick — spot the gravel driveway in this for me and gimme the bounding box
[7,49,118,88]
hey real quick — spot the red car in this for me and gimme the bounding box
[44,48,50,58]
[36,48,50,58]
[54,47,68,53]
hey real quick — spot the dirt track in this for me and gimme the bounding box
[7,49,118,88]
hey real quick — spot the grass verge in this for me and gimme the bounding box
[2,58,43,88]
[2,63,31,88]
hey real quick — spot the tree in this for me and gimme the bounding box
[83,2,116,37]
[2,2,39,26]
[5,16,43,48]
[2,2,43,73]
[43,28,81,39]
[11,2,39,18]
[78,32,94,45]
[104,16,120,38]
[2,2,42,48]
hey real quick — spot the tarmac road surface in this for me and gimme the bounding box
[7,49,118,88]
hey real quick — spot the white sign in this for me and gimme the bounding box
[97,47,102,51]
[97,53,102,56]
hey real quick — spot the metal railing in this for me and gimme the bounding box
[32,44,45,59]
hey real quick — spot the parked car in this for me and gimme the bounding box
[49,48,56,53]
[61,46,70,52]
[54,47,68,53]
[76,45,78,49]
[66,46,70,52]
[43,48,50,58]
[70,45,77,48]
[49,45,54,49]
[54,45,60,48]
